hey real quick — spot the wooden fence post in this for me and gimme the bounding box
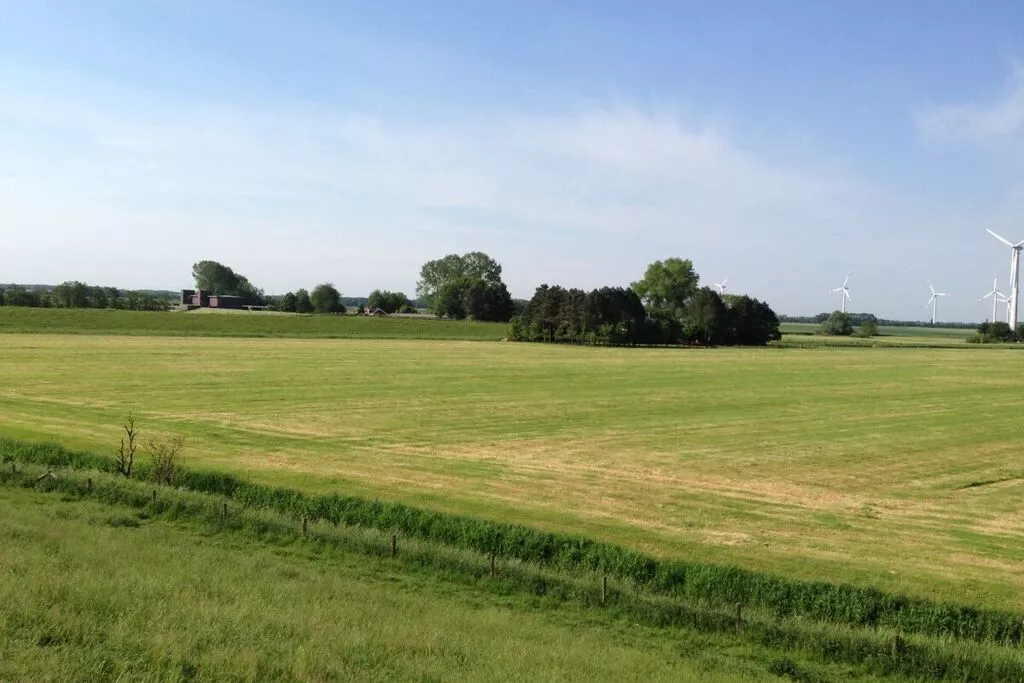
[302,517,308,536]
[223,502,228,519]
[152,489,157,503]
[390,534,397,557]
[602,575,608,604]
[735,603,743,631]
[87,478,93,493]
[489,553,496,578]
[10,463,15,474]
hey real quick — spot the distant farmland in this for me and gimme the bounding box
[2,333,1023,614]
[780,321,976,338]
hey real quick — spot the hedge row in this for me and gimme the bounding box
[3,437,1022,646]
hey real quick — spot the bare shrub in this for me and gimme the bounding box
[148,436,185,486]
[116,413,138,477]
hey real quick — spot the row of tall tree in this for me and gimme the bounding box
[781,312,976,330]
[0,283,172,311]
[366,290,415,314]
[271,283,345,314]
[511,258,780,346]
[1,255,781,346]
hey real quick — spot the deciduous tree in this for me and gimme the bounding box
[417,252,504,307]
[368,289,411,314]
[294,289,313,314]
[54,280,90,308]
[310,283,345,314]
[192,260,263,300]
[820,311,853,336]
[630,258,700,319]
[684,287,727,345]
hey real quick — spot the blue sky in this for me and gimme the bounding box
[3,1,1024,319]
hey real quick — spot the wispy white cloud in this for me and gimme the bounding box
[2,74,982,320]
[0,81,868,297]
[917,65,1024,143]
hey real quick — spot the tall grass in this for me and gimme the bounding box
[5,436,1023,649]
[1,485,765,682]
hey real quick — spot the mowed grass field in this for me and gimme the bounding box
[2,333,1023,612]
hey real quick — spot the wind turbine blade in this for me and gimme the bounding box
[929,282,936,295]
[842,274,850,287]
[844,290,851,301]
[988,229,1015,247]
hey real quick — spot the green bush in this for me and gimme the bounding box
[819,311,853,336]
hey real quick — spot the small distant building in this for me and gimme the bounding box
[180,289,261,311]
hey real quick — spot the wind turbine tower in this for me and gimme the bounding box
[979,276,1005,323]
[926,282,947,326]
[986,230,1024,329]
[714,278,728,295]
[830,274,851,313]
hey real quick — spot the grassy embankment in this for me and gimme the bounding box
[0,307,507,340]
[0,484,778,682]
[4,454,1024,682]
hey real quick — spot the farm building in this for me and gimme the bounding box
[180,289,260,311]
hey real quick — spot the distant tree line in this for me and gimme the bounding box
[0,282,172,311]
[2,254,783,347]
[780,313,977,329]
[510,258,781,346]
[269,283,346,314]
[816,311,879,338]
[367,290,415,314]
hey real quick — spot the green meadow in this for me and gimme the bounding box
[0,306,507,340]
[2,332,1023,616]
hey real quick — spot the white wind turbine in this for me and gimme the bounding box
[830,274,851,313]
[979,276,1005,323]
[986,229,1024,329]
[714,278,728,295]
[926,282,947,325]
